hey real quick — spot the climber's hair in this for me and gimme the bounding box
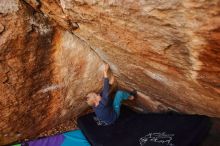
[86,92,97,106]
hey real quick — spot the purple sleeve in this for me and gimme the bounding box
[100,78,109,105]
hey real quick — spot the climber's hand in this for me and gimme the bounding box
[109,75,115,85]
[104,63,109,72]
[104,63,109,78]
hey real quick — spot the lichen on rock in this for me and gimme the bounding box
[0,0,20,14]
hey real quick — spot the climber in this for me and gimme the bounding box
[86,63,137,125]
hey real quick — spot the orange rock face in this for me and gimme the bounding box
[33,0,220,114]
[0,0,104,144]
[0,0,220,145]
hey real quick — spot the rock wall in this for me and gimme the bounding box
[26,0,220,114]
[0,0,104,144]
[76,0,218,114]
[0,0,220,145]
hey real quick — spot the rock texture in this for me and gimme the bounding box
[0,0,104,144]
[0,0,220,145]
[28,0,220,114]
